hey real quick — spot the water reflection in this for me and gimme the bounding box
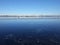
[0,19,60,45]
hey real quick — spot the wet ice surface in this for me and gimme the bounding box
[0,19,60,45]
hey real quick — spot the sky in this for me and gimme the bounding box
[0,0,60,15]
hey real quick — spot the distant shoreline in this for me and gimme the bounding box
[0,15,60,19]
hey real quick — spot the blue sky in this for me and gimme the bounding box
[0,0,60,15]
